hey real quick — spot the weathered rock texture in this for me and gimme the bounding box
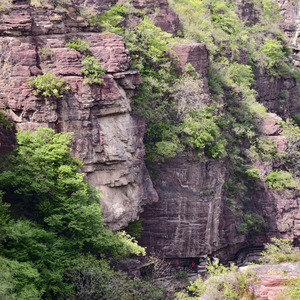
[119,0,183,35]
[172,43,210,95]
[139,105,300,263]
[0,2,158,230]
[246,262,300,300]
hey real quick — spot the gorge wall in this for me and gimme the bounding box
[1,0,300,267]
[0,0,160,230]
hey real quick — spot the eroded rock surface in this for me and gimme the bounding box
[246,262,300,300]
[0,2,158,230]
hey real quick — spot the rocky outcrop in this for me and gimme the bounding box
[172,43,210,94]
[254,67,300,118]
[139,110,300,264]
[119,0,183,35]
[246,262,300,300]
[0,2,158,230]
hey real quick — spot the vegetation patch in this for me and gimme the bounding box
[260,238,300,264]
[265,170,298,190]
[0,127,148,299]
[175,260,258,299]
[66,37,90,55]
[27,72,70,98]
[38,45,55,61]
[80,56,105,85]
[0,109,13,130]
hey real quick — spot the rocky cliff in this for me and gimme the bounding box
[1,0,300,269]
[0,0,160,230]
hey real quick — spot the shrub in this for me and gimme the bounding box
[78,6,98,23]
[38,45,55,60]
[281,119,300,176]
[281,275,300,300]
[265,170,297,190]
[0,127,146,298]
[81,56,105,85]
[237,212,266,234]
[0,256,42,300]
[261,39,287,69]
[173,271,189,283]
[181,108,227,159]
[66,37,90,55]
[183,63,199,79]
[27,72,70,97]
[260,238,300,264]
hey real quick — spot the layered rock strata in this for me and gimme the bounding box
[0,2,158,230]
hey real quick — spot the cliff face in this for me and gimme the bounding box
[0,1,159,230]
[1,0,300,266]
[138,0,300,263]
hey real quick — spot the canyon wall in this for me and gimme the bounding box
[138,0,300,264]
[0,0,160,230]
[1,0,300,267]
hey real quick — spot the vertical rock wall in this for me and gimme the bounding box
[0,1,158,231]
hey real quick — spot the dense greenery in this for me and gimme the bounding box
[27,72,70,98]
[0,128,148,299]
[260,238,300,264]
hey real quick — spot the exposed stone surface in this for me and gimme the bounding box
[172,43,210,94]
[253,67,300,118]
[0,2,158,230]
[139,157,247,259]
[119,0,183,35]
[246,262,300,300]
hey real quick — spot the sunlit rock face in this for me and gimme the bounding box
[0,1,158,231]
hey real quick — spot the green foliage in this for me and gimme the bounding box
[181,108,227,159]
[253,136,277,162]
[81,56,105,85]
[0,108,14,130]
[124,218,143,239]
[281,119,300,177]
[228,62,254,87]
[66,37,90,55]
[261,39,287,70]
[260,238,300,264]
[265,170,297,190]
[237,212,266,234]
[173,271,189,283]
[66,255,165,300]
[281,275,300,300]
[0,127,146,298]
[0,256,42,300]
[27,72,70,98]
[183,63,199,79]
[176,261,257,300]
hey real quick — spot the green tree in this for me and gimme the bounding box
[0,127,145,299]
